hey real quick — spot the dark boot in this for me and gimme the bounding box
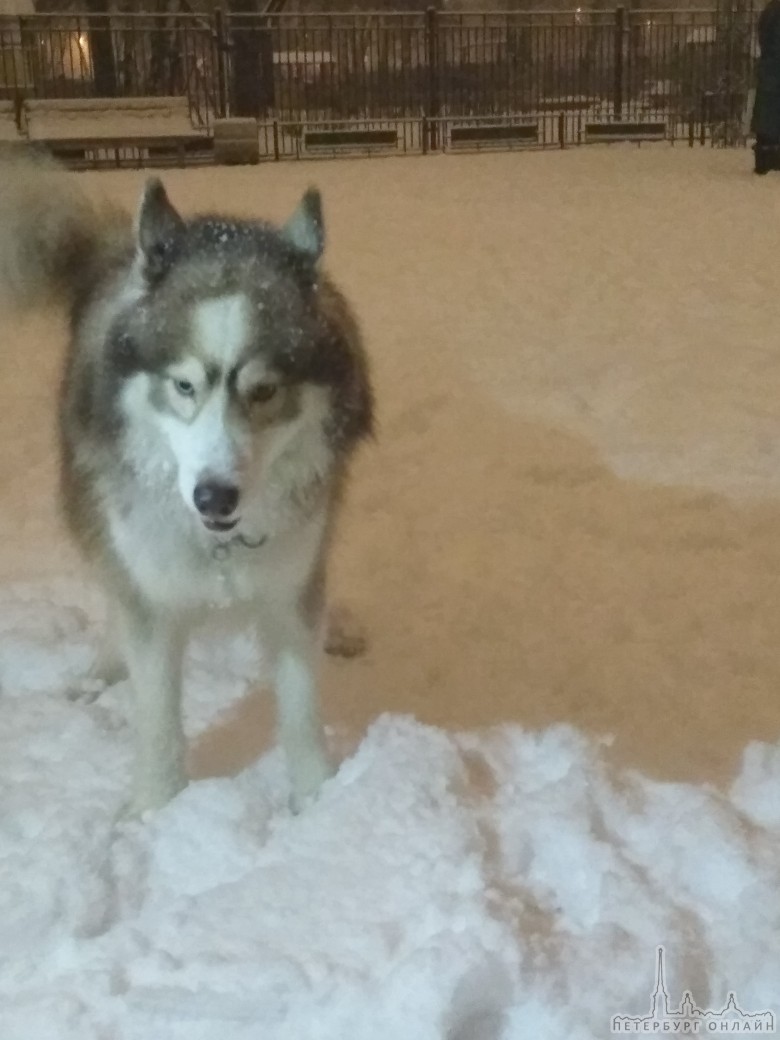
[755,137,772,174]
[754,135,780,174]
[755,147,772,174]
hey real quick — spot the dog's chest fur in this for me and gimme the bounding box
[106,483,326,611]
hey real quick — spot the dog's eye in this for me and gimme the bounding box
[249,383,278,405]
[173,378,196,398]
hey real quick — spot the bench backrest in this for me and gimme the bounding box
[23,96,199,141]
[0,100,19,141]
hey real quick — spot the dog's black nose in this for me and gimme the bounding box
[193,481,239,518]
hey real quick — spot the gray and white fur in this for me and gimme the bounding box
[0,157,373,814]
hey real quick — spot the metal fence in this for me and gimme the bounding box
[0,7,757,159]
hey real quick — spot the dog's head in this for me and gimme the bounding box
[114,179,371,537]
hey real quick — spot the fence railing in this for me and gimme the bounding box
[0,7,757,152]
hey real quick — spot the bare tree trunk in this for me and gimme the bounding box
[149,0,184,96]
[86,0,116,96]
[229,0,275,117]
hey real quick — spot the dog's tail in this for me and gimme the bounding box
[0,150,130,313]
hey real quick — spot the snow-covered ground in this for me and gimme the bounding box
[1,147,779,1038]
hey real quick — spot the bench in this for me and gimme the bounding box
[448,122,538,149]
[0,100,19,141]
[584,120,667,144]
[22,96,212,168]
[303,127,398,155]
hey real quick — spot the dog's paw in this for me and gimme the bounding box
[113,800,146,826]
[66,677,109,704]
[67,658,128,704]
[289,753,335,814]
[324,603,368,659]
[121,774,187,821]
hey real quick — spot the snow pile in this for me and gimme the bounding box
[0,588,777,1040]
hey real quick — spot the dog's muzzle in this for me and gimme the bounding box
[193,479,240,532]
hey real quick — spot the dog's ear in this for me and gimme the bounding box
[135,178,184,281]
[281,188,324,262]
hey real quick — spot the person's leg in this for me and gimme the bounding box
[755,135,772,174]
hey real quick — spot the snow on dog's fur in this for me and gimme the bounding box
[0,154,373,814]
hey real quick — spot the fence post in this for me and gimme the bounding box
[613,5,625,120]
[214,7,227,119]
[424,6,440,152]
[15,16,25,105]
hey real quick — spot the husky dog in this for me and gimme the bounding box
[0,156,373,814]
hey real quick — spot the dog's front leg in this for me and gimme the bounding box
[265,609,333,812]
[118,597,187,815]
[67,599,128,703]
